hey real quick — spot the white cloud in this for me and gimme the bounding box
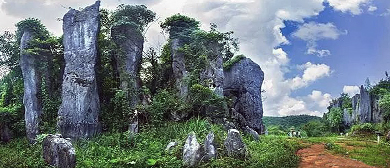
[278,90,332,116]
[327,0,371,15]
[380,9,390,17]
[293,22,345,57]
[290,62,331,90]
[368,5,377,12]
[343,85,360,96]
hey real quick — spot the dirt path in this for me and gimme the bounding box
[297,144,375,168]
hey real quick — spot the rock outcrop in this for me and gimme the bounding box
[203,132,216,161]
[165,141,178,153]
[43,134,76,168]
[20,30,42,143]
[183,131,201,167]
[223,58,264,134]
[224,129,246,159]
[0,113,12,143]
[171,38,188,98]
[331,85,386,128]
[200,43,224,96]
[111,24,144,105]
[359,86,371,123]
[58,1,101,139]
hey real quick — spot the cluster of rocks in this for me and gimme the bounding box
[330,85,385,128]
[177,129,247,167]
[42,134,76,168]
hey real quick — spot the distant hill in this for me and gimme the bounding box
[263,115,322,129]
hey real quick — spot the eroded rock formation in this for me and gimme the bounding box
[43,134,76,168]
[183,131,201,167]
[58,1,101,139]
[334,85,385,128]
[224,129,246,159]
[0,113,12,143]
[200,43,224,96]
[111,24,144,105]
[171,38,188,98]
[20,30,42,143]
[223,58,265,134]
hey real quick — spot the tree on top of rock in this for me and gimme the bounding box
[161,14,200,42]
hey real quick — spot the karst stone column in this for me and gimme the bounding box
[112,24,144,106]
[20,30,42,143]
[171,38,189,98]
[58,1,101,139]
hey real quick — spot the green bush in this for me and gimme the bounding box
[147,90,189,123]
[351,123,375,134]
[223,54,245,70]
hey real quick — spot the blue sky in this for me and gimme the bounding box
[282,1,390,97]
[0,0,389,116]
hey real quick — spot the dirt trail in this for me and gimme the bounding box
[297,144,375,168]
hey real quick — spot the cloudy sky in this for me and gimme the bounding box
[1,0,389,117]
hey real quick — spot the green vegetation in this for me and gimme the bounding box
[263,115,321,130]
[0,119,304,168]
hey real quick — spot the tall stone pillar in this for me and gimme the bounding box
[58,1,101,139]
[20,30,42,143]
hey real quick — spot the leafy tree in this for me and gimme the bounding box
[161,14,200,42]
[327,107,343,132]
[379,92,390,123]
[111,4,156,33]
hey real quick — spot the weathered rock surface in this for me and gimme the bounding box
[359,86,371,123]
[244,126,260,141]
[183,131,201,167]
[165,141,178,153]
[200,43,224,96]
[43,134,76,168]
[171,38,188,98]
[20,30,42,143]
[224,129,246,159]
[203,132,216,161]
[371,95,384,123]
[386,131,390,142]
[223,58,264,134]
[0,113,12,143]
[112,24,144,105]
[58,1,101,139]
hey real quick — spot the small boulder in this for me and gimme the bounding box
[244,126,260,141]
[224,129,247,159]
[43,134,76,168]
[165,141,178,153]
[223,118,237,130]
[203,132,216,161]
[386,131,390,142]
[183,132,201,167]
[0,113,12,143]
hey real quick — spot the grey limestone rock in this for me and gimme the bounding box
[183,131,201,167]
[112,24,144,106]
[244,126,260,141]
[203,132,216,161]
[224,129,247,159]
[359,85,371,123]
[165,141,178,153]
[43,134,76,168]
[0,113,12,143]
[171,38,188,98]
[223,58,264,134]
[20,30,42,143]
[58,1,101,139]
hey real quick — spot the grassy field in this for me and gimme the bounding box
[0,119,304,168]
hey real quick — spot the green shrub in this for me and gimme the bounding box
[351,123,375,134]
[223,54,245,70]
